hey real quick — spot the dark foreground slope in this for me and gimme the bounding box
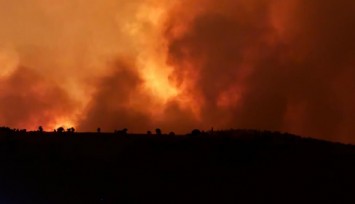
[0,130,355,204]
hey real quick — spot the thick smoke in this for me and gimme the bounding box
[0,67,76,129]
[78,59,200,133]
[164,0,355,142]
[0,0,176,131]
[1,0,355,143]
[77,60,152,132]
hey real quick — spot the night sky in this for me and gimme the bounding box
[0,0,354,143]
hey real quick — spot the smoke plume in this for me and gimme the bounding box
[1,0,355,143]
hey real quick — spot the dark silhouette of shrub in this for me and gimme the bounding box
[57,127,65,133]
[191,129,201,136]
[210,127,214,134]
[38,126,43,133]
[0,127,13,133]
[67,127,75,133]
[97,128,101,133]
[115,128,128,135]
[147,131,152,135]
[169,132,175,136]
[155,128,162,135]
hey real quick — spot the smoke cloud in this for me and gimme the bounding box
[164,0,355,142]
[1,0,355,143]
[0,66,76,129]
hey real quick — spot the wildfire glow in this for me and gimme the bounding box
[0,0,355,142]
[50,119,76,131]
[141,61,179,102]
[0,47,18,78]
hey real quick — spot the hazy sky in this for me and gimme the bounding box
[0,0,354,143]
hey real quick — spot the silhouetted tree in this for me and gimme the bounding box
[115,128,128,135]
[155,128,162,135]
[147,131,152,135]
[57,127,65,133]
[97,128,101,133]
[191,129,201,136]
[169,132,175,136]
[71,127,75,133]
[121,128,128,135]
[0,127,13,133]
[66,127,75,133]
[38,126,43,133]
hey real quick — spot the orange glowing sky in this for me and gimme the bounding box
[0,0,355,143]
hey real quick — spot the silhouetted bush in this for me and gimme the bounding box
[67,127,75,133]
[115,128,128,135]
[57,127,65,133]
[155,128,162,135]
[191,129,201,136]
[0,127,13,133]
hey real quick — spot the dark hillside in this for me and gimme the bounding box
[0,130,354,203]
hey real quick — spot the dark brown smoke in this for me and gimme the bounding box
[164,0,355,142]
[77,60,152,132]
[78,60,200,133]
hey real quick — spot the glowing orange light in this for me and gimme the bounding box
[50,119,76,131]
[141,60,179,102]
[0,48,19,78]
